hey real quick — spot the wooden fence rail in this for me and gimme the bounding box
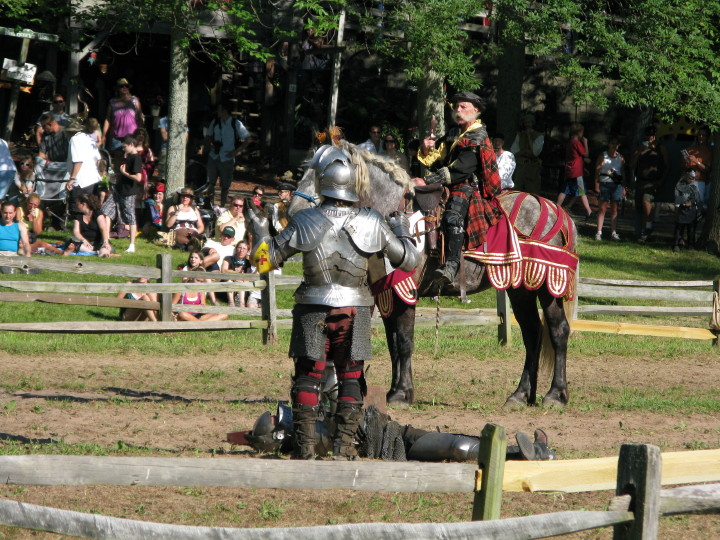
[576,277,720,344]
[0,255,513,344]
[0,443,717,539]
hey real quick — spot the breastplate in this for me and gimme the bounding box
[296,208,373,307]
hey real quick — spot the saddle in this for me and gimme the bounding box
[411,183,445,252]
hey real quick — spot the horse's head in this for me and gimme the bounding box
[288,142,414,218]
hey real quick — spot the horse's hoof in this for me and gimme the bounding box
[386,388,414,407]
[542,392,568,408]
[502,396,527,410]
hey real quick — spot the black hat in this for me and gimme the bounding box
[450,92,485,111]
[277,182,295,192]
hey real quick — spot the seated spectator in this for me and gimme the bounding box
[0,201,31,257]
[200,225,236,271]
[165,187,205,249]
[182,250,217,305]
[133,127,156,190]
[215,197,246,246]
[142,182,165,237]
[171,267,228,321]
[7,155,36,203]
[16,194,63,254]
[64,193,113,257]
[117,277,158,321]
[221,240,252,306]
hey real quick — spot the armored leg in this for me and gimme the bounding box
[291,356,325,460]
[333,400,363,460]
[332,375,364,460]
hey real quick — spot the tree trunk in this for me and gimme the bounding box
[166,25,189,194]
[495,38,525,146]
[417,70,445,141]
[700,131,720,253]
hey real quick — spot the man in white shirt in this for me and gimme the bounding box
[66,117,101,211]
[201,225,237,270]
[493,133,516,191]
[357,125,383,154]
[204,101,253,207]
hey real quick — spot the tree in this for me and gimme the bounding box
[357,0,720,249]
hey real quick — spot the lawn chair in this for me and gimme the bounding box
[34,159,69,231]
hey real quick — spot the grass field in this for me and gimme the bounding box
[0,230,718,538]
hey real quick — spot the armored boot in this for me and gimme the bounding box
[512,429,555,461]
[332,403,363,460]
[291,404,318,460]
[433,226,464,286]
[220,188,229,208]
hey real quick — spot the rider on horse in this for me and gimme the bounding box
[418,92,502,286]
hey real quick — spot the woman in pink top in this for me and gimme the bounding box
[102,78,144,155]
[557,122,593,220]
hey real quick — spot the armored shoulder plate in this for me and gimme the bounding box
[286,208,333,251]
[343,207,387,253]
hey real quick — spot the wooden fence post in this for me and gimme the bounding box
[613,443,661,540]
[472,423,506,521]
[496,290,511,346]
[156,253,174,322]
[261,271,277,345]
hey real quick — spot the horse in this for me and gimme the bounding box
[279,142,577,409]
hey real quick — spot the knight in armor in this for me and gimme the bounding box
[250,145,421,459]
[243,403,556,462]
[418,92,502,286]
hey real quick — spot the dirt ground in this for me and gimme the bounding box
[0,342,718,539]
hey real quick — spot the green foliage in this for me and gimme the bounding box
[360,0,488,90]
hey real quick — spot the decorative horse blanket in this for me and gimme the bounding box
[371,192,578,317]
[465,192,578,300]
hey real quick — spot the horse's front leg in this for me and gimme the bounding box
[539,291,570,407]
[384,300,416,406]
[503,288,542,408]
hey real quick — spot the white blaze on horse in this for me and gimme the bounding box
[258,142,578,409]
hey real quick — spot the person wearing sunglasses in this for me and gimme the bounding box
[215,197,247,246]
[357,125,384,154]
[380,135,409,172]
[35,94,70,146]
[9,157,36,201]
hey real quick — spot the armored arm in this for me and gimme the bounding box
[384,212,421,272]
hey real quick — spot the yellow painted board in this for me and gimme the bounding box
[570,319,715,341]
[476,449,720,493]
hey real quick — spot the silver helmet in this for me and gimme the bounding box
[310,145,358,203]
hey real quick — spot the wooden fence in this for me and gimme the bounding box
[0,255,718,348]
[0,253,306,344]
[0,425,718,539]
[575,277,720,344]
[0,254,514,343]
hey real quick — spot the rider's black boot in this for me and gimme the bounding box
[433,227,464,286]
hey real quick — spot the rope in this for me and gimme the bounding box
[434,293,440,356]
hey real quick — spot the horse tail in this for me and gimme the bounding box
[539,265,579,377]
